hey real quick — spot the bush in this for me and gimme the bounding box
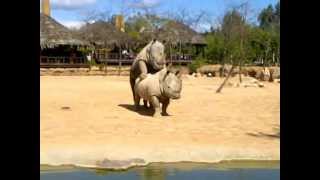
[188,57,207,74]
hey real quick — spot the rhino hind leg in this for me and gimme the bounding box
[150,96,161,117]
[134,93,140,111]
[130,77,136,105]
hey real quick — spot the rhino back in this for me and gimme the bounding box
[135,74,161,100]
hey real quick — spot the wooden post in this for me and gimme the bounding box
[239,61,242,83]
[169,43,172,65]
[118,61,122,76]
[119,45,122,76]
[179,41,182,60]
[202,45,205,58]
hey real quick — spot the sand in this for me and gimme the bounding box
[40,75,280,168]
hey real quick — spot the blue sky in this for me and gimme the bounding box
[41,0,279,31]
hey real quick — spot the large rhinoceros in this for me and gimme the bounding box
[134,67,182,117]
[130,39,166,107]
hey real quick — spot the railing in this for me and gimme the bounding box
[40,53,195,68]
[40,56,89,68]
[168,54,194,64]
[97,53,135,64]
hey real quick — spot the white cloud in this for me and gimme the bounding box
[192,23,212,33]
[128,0,162,8]
[50,0,96,10]
[59,20,85,29]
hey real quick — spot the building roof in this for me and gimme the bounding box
[40,13,89,49]
[76,20,133,48]
[156,20,207,45]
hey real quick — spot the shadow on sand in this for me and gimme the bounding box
[246,125,280,139]
[246,132,280,139]
[118,104,154,117]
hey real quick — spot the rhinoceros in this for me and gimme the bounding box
[130,39,166,107]
[134,67,182,117]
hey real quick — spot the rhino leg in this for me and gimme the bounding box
[149,102,153,109]
[161,98,170,116]
[150,96,161,117]
[130,77,136,105]
[143,100,148,108]
[134,93,140,111]
[138,60,148,80]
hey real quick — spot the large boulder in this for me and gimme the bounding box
[197,65,220,77]
[269,67,280,79]
[256,67,271,81]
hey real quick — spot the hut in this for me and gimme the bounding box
[155,20,207,64]
[76,21,134,64]
[40,13,90,68]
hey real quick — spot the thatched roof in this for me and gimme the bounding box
[40,13,89,49]
[77,21,133,48]
[156,20,207,45]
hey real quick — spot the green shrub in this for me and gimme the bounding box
[188,57,207,74]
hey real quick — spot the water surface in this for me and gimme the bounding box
[41,161,280,180]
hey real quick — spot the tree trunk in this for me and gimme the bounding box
[216,64,235,93]
[239,61,242,83]
[221,63,225,77]
[272,52,275,65]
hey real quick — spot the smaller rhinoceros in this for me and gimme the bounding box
[134,67,182,117]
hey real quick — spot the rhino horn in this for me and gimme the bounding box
[175,70,182,78]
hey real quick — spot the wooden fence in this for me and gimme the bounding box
[40,53,194,69]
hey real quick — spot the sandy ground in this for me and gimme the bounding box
[40,75,280,168]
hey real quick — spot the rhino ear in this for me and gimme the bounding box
[162,69,170,81]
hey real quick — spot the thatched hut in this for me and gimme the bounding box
[76,21,135,63]
[40,13,90,67]
[155,20,207,63]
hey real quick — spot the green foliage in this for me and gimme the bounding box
[188,56,207,73]
[200,2,279,66]
[258,1,280,31]
[204,33,225,64]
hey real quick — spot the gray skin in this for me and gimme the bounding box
[134,68,182,117]
[130,40,166,108]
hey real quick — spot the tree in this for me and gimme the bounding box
[216,1,252,92]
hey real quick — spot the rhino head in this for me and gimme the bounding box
[147,39,166,71]
[160,68,182,99]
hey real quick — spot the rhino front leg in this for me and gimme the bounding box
[143,100,148,109]
[138,60,148,80]
[150,96,161,117]
[162,98,170,116]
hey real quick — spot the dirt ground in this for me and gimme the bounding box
[40,75,280,167]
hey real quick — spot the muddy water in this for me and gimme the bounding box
[40,161,280,180]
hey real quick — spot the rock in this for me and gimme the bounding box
[96,158,146,169]
[197,65,220,76]
[270,67,280,79]
[256,68,270,81]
